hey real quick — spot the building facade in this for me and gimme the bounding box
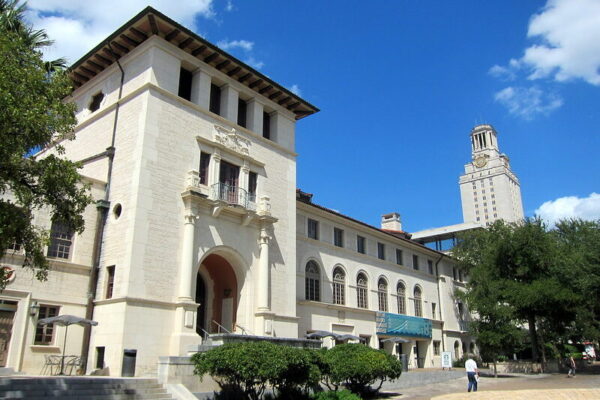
[0,7,472,377]
[459,124,524,225]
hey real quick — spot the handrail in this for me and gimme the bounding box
[200,328,211,341]
[235,323,254,336]
[211,320,232,334]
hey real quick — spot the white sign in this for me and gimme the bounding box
[442,351,453,369]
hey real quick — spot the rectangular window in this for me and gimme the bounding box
[428,260,434,275]
[412,255,419,270]
[357,236,366,254]
[178,68,193,101]
[105,266,115,299]
[433,341,441,356]
[307,219,319,240]
[262,111,271,139]
[35,305,59,345]
[237,98,247,128]
[334,228,344,247]
[248,172,257,200]
[199,152,210,185]
[47,221,73,259]
[209,83,221,115]
[431,302,437,320]
[377,242,385,260]
[453,267,458,281]
[396,249,403,265]
[458,270,463,282]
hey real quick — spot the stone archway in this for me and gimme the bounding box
[197,254,238,333]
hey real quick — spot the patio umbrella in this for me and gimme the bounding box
[336,334,361,342]
[38,315,98,375]
[306,330,339,339]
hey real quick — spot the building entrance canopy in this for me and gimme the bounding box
[376,312,432,339]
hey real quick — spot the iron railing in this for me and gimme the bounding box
[211,183,257,210]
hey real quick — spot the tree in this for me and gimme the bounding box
[0,0,91,288]
[453,218,581,367]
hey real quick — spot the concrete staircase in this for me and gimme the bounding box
[0,377,175,399]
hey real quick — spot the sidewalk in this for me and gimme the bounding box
[379,370,600,400]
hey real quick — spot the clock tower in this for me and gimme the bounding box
[459,124,524,225]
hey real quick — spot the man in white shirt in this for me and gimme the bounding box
[465,356,479,392]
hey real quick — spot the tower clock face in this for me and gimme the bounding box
[474,156,487,168]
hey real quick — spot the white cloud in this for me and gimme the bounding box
[289,84,302,96]
[535,193,600,227]
[244,56,265,70]
[492,0,600,86]
[494,86,563,119]
[225,1,234,12]
[217,39,254,52]
[488,59,521,81]
[25,0,215,65]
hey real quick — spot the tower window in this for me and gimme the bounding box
[209,83,221,115]
[237,98,247,128]
[262,111,271,139]
[199,152,210,185]
[88,92,104,112]
[357,235,366,254]
[178,68,193,101]
[307,219,319,240]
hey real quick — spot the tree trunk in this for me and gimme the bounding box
[528,314,539,363]
[539,328,547,373]
[493,361,497,378]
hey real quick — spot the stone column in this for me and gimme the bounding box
[178,213,197,301]
[220,84,239,123]
[246,99,264,135]
[257,224,270,311]
[209,150,221,198]
[191,68,211,109]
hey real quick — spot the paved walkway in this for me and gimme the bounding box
[379,368,600,399]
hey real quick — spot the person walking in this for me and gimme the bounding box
[465,355,479,392]
[567,355,576,378]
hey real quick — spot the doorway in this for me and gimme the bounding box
[198,254,238,334]
[0,301,17,367]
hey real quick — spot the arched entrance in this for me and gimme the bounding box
[196,254,238,334]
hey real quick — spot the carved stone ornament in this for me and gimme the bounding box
[213,125,251,156]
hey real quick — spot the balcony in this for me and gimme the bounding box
[376,312,432,339]
[211,183,256,211]
[458,320,470,332]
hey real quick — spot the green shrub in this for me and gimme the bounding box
[321,343,402,397]
[312,389,362,400]
[192,341,325,400]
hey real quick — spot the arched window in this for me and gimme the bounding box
[378,278,388,312]
[357,273,368,309]
[396,282,406,314]
[469,342,476,354]
[414,286,423,317]
[332,267,345,305]
[454,341,460,360]
[305,261,320,301]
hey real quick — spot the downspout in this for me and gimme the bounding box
[80,45,125,369]
[434,253,446,352]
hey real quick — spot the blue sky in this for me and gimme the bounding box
[27,0,600,232]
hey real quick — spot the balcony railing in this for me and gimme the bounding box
[458,320,470,332]
[211,182,256,210]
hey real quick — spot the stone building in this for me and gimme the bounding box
[0,7,473,377]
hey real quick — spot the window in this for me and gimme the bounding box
[357,273,368,309]
[209,83,221,115]
[458,270,463,282]
[357,235,366,254]
[334,228,344,248]
[377,278,388,312]
[395,249,403,265]
[305,261,320,301]
[428,260,434,275]
[248,172,257,200]
[414,286,422,317]
[431,302,437,320]
[237,98,247,128]
[96,347,105,369]
[307,219,319,240]
[397,282,406,314]
[199,152,210,185]
[88,92,104,112]
[457,302,464,318]
[377,242,385,260]
[332,267,345,305]
[433,341,441,356]
[47,220,74,259]
[178,68,193,101]
[105,266,115,299]
[453,267,458,281]
[263,111,271,139]
[412,255,419,270]
[454,341,460,360]
[35,305,59,344]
